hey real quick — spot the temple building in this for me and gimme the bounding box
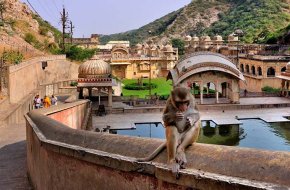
[184,34,290,92]
[277,61,290,97]
[77,56,118,111]
[239,55,290,92]
[97,41,178,79]
[168,52,245,104]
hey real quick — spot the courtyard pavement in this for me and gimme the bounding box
[93,107,290,130]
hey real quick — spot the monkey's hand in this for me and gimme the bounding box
[186,117,194,126]
[176,112,184,121]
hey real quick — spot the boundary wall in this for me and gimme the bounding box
[25,100,290,190]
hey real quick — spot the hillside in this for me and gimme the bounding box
[100,0,290,45]
[0,0,61,59]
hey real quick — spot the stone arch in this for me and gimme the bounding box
[258,67,262,76]
[251,66,256,75]
[245,65,250,73]
[267,67,275,77]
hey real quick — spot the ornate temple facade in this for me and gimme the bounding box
[97,41,178,79]
[184,34,290,92]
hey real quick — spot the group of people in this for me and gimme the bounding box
[34,95,58,109]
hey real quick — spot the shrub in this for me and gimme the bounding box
[39,26,48,36]
[70,81,78,86]
[262,86,280,93]
[2,50,23,64]
[124,83,157,90]
[24,33,37,44]
[63,45,96,61]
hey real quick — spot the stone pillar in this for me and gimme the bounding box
[215,82,220,103]
[281,80,286,97]
[108,87,113,112]
[286,81,289,97]
[88,88,92,98]
[199,81,203,104]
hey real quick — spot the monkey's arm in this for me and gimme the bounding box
[162,100,177,126]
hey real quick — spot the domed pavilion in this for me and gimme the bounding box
[277,61,290,97]
[167,52,245,104]
[77,56,116,110]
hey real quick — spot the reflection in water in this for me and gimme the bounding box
[199,119,290,151]
[112,119,290,151]
[198,121,243,146]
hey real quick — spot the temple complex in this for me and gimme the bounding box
[97,41,178,79]
[184,34,290,92]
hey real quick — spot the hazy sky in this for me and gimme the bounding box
[21,0,190,37]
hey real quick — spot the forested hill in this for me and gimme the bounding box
[100,0,290,45]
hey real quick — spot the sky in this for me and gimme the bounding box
[21,0,191,37]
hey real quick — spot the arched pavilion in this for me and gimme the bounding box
[167,52,245,104]
[77,56,116,111]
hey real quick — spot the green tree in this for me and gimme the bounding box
[171,38,185,56]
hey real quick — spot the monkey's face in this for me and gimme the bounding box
[175,99,190,112]
[172,87,190,112]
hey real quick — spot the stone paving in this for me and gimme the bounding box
[93,107,290,130]
[0,124,31,190]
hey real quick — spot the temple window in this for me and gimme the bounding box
[246,65,250,73]
[267,67,275,77]
[251,66,256,75]
[258,67,262,76]
[281,67,286,72]
[240,64,244,72]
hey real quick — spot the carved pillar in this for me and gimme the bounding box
[199,81,204,104]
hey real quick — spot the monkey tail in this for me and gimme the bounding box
[135,142,166,162]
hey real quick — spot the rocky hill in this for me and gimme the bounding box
[100,0,290,45]
[0,0,61,59]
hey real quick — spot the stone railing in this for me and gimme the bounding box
[25,101,290,190]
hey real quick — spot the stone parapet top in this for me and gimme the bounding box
[9,55,66,73]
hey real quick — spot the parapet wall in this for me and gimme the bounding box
[25,101,290,190]
[8,55,79,103]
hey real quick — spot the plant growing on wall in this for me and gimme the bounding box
[2,50,23,64]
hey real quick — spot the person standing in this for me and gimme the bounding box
[43,95,51,108]
[51,95,58,106]
[34,95,41,109]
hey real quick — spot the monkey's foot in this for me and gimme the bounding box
[168,160,180,178]
[176,151,187,169]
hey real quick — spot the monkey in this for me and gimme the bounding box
[136,86,201,176]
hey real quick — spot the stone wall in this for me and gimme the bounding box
[25,102,290,190]
[8,55,79,103]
